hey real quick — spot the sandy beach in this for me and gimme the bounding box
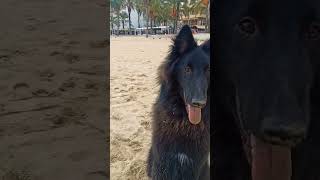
[0,0,108,179]
[110,34,209,180]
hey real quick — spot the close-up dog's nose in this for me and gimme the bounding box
[261,118,307,145]
[263,126,306,139]
[191,98,206,107]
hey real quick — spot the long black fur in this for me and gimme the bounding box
[147,25,210,180]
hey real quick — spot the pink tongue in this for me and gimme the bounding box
[251,135,292,180]
[187,104,201,125]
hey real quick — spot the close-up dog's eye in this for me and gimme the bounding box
[238,17,257,38]
[306,22,320,40]
[185,66,192,74]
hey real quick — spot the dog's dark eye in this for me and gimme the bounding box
[238,17,257,38]
[185,66,192,74]
[306,22,320,40]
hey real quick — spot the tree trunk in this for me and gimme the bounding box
[117,11,120,36]
[153,19,156,34]
[174,2,180,34]
[154,19,157,34]
[128,7,132,32]
[138,11,141,28]
[146,7,149,37]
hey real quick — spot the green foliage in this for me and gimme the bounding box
[110,0,209,30]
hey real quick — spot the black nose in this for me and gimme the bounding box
[263,125,306,139]
[261,118,306,145]
[191,98,206,108]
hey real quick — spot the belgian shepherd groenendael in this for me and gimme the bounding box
[147,25,210,180]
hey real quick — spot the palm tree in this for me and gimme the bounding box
[158,1,172,26]
[149,0,161,28]
[111,0,125,35]
[110,15,118,34]
[143,0,150,37]
[181,1,194,26]
[123,0,134,31]
[193,0,209,32]
[168,0,187,33]
[133,0,144,28]
[119,11,129,29]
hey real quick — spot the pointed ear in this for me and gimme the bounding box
[172,25,197,55]
[201,39,210,55]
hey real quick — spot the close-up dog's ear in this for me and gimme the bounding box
[173,25,197,55]
[201,40,210,55]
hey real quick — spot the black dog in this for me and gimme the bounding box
[147,25,210,180]
[213,0,320,179]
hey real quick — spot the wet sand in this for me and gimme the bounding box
[0,0,108,179]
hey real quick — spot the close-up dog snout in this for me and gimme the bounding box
[191,98,206,108]
[261,117,307,145]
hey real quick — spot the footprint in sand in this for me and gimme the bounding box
[50,51,62,56]
[48,115,67,128]
[10,83,31,100]
[129,140,143,152]
[111,114,122,121]
[138,74,147,77]
[85,82,99,90]
[0,55,12,66]
[13,82,29,90]
[51,107,86,126]
[89,40,109,48]
[59,79,76,91]
[32,89,59,98]
[39,69,55,81]
[0,55,10,61]
[126,95,137,102]
[12,50,28,56]
[141,121,151,130]
[64,53,80,64]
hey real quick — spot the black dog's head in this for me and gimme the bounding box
[159,25,210,125]
[214,0,319,146]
